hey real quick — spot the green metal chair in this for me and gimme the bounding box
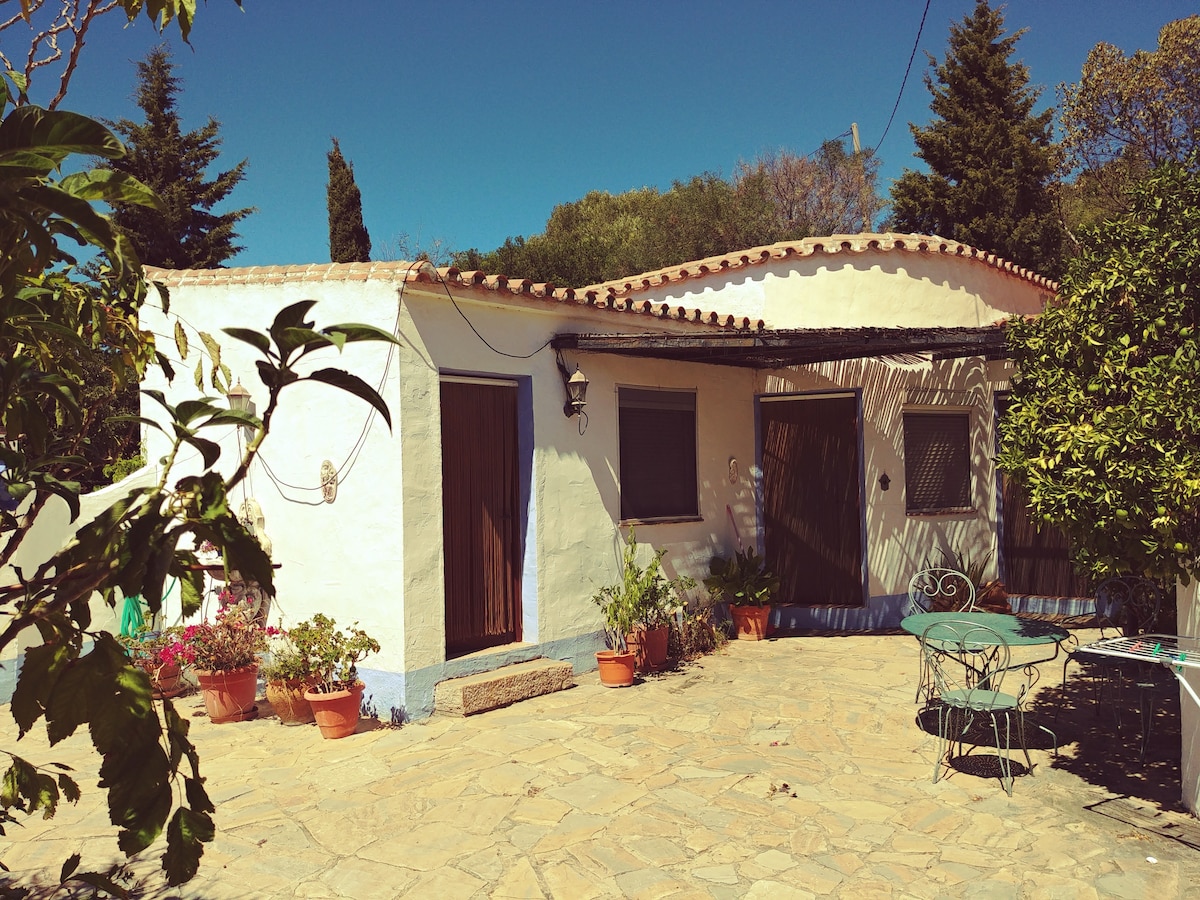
[922,619,1041,796]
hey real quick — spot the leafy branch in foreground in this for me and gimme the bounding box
[1,300,398,887]
[0,1,397,886]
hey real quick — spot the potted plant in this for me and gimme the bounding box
[291,614,380,739]
[704,546,780,640]
[260,633,316,726]
[119,626,192,699]
[594,528,694,680]
[183,601,276,723]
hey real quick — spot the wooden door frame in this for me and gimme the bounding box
[754,389,870,607]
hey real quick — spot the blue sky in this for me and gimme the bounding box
[24,0,1199,269]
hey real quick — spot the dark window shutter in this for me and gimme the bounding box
[903,412,971,513]
[618,388,697,520]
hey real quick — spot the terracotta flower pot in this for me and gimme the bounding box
[266,678,315,725]
[625,626,669,673]
[304,682,364,739]
[195,665,259,723]
[730,605,771,641]
[595,649,636,687]
[139,661,185,700]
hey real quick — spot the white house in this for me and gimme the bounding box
[140,233,1060,721]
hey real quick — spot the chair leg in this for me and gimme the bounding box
[991,712,1013,797]
[933,705,950,785]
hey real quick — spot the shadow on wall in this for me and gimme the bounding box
[759,354,998,629]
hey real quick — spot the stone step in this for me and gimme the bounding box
[433,658,575,717]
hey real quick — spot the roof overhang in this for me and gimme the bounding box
[551,325,1008,369]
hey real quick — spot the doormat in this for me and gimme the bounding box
[1086,796,1200,851]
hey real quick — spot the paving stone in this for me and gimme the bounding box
[490,856,546,898]
[692,864,740,885]
[316,856,419,899]
[743,881,817,899]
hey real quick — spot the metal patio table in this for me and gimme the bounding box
[902,611,1071,691]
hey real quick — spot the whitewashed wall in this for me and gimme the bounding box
[646,248,1052,330]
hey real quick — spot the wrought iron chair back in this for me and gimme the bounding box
[908,567,977,616]
[1094,576,1163,636]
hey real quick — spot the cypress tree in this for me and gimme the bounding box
[889,0,1064,278]
[106,46,253,269]
[326,138,372,263]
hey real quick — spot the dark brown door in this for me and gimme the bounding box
[441,379,522,655]
[760,394,865,606]
[995,395,1090,597]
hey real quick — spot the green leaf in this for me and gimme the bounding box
[178,432,221,469]
[198,331,221,369]
[221,326,271,355]
[59,852,80,882]
[174,321,188,360]
[306,368,393,430]
[58,169,163,210]
[0,106,124,162]
[11,640,73,736]
[325,322,402,346]
[177,567,205,618]
[164,806,213,886]
[58,774,80,804]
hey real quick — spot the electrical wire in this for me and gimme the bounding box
[438,272,556,360]
[874,0,932,155]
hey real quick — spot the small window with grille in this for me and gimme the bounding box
[902,410,972,514]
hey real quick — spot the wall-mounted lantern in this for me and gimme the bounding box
[226,380,256,441]
[555,352,589,435]
[556,354,589,418]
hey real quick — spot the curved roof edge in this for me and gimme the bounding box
[143,233,1056,335]
[546,233,1059,298]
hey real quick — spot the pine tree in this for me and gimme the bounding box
[327,138,372,263]
[889,0,1064,278]
[106,46,253,269]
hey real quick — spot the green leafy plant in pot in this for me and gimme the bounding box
[704,546,780,640]
[291,614,380,738]
[260,633,316,726]
[593,528,695,680]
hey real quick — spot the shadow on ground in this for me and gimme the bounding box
[1029,659,1184,810]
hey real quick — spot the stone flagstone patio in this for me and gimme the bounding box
[1,630,1198,898]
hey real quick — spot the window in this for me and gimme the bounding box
[903,411,972,514]
[618,387,698,521]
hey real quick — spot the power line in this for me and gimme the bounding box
[874,0,932,155]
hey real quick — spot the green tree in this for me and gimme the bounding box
[998,155,1200,583]
[105,46,253,269]
[455,138,883,285]
[0,1,397,891]
[889,0,1065,278]
[326,137,371,263]
[1059,15,1200,230]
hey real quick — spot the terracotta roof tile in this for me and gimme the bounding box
[144,233,1056,334]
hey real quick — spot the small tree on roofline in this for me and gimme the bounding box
[998,155,1200,583]
[326,137,371,263]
